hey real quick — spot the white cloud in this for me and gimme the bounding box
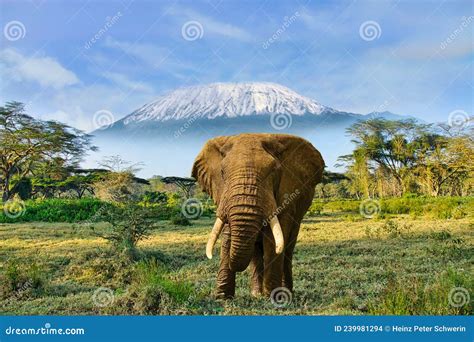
[101,71,154,93]
[170,7,253,42]
[104,36,171,67]
[103,37,197,77]
[0,48,79,89]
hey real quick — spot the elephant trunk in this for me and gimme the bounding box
[228,208,261,272]
[225,171,262,272]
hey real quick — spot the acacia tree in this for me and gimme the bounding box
[0,102,96,202]
[341,118,473,197]
[161,177,196,198]
[341,119,439,195]
[419,122,474,196]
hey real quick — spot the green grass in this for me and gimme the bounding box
[0,210,472,315]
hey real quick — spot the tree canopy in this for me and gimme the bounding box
[0,102,96,201]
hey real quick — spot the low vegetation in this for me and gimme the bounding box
[0,202,472,315]
[1,101,472,315]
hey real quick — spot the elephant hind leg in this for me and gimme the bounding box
[250,240,264,297]
[282,234,297,292]
[282,220,301,292]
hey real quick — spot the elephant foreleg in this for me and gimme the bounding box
[262,226,284,296]
[216,224,235,299]
[250,240,264,297]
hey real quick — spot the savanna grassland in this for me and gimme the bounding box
[1,204,472,316]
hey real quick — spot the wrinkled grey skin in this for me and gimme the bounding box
[192,133,324,298]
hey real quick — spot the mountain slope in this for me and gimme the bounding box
[120,82,334,124]
[90,82,411,177]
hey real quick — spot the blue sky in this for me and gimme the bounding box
[0,0,472,132]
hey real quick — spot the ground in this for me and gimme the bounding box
[0,213,472,315]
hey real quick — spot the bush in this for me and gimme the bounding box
[117,259,194,314]
[0,197,185,223]
[93,204,153,259]
[140,191,168,206]
[305,196,473,219]
[0,261,46,300]
[0,198,107,223]
[307,201,324,216]
[171,214,191,226]
[368,269,473,315]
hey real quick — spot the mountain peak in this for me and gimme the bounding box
[122,82,330,124]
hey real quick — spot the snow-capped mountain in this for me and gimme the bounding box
[121,82,334,124]
[91,82,411,177]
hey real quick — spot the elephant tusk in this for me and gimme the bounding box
[270,216,284,255]
[206,217,224,259]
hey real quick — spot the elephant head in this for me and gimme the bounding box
[192,133,324,273]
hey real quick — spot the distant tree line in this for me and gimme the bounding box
[327,118,473,199]
[1,102,472,203]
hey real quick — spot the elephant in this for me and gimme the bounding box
[192,133,324,299]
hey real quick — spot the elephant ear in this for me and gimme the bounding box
[263,134,325,199]
[192,136,231,206]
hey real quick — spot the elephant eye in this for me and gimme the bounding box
[221,169,224,178]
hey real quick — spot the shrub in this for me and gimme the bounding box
[308,201,324,216]
[93,204,153,259]
[0,198,107,223]
[93,172,145,203]
[430,230,452,241]
[305,196,473,219]
[0,261,46,300]
[140,191,168,206]
[117,259,194,314]
[368,269,473,315]
[171,214,191,226]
